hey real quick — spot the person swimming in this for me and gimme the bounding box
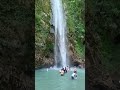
[74,66,77,73]
[60,70,64,76]
[64,67,67,73]
[67,66,70,71]
[71,71,77,80]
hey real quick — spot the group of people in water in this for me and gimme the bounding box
[59,66,69,76]
[47,66,78,80]
[59,66,77,80]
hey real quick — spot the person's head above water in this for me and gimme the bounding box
[74,71,77,73]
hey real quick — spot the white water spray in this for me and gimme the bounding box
[50,0,69,67]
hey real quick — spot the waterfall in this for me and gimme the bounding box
[50,0,69,67]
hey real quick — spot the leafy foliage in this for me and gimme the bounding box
[35,0,85,67]
[35,0,52,53]
[63,0,85,58]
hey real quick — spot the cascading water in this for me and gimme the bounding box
[50,0,69,67]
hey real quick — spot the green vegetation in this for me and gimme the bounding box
[63,0,85,58]
[35,0,54,67]
[35,0,85,67]
[35,0,51,53]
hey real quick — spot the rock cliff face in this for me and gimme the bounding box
[0,0,34,89]
[35,0,85,68]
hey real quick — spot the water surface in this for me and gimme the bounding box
[35,69,85,90]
